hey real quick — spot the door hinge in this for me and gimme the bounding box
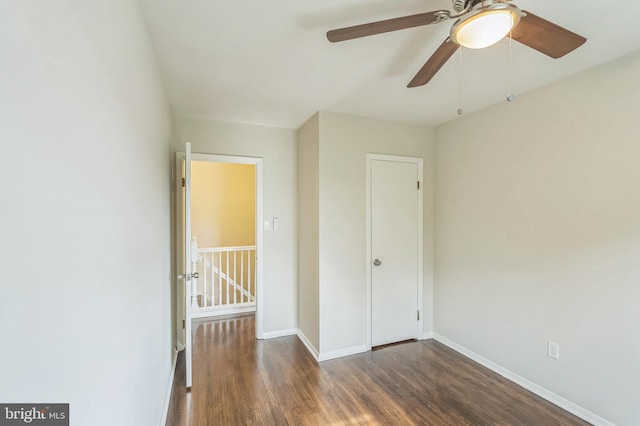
[417,310,420,321]
[182,319,185,329]
[417,181,420,190]
[181,178,185,187]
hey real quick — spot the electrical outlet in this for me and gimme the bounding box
[547,341,560,360]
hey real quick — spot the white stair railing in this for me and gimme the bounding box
[198,254,254,302]
[193,245,256,314]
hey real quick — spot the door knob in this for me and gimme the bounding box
[373,259,382,266]
[177,272,199,280]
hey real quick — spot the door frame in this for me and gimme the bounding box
[366,153,423,349]
[174,152,264,341]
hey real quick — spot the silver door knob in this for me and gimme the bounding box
[177,272,200,280]
[373,259,382,266]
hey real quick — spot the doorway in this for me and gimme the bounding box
[366,154,423,348]
[191,161,257,318]
[175,152,264,355]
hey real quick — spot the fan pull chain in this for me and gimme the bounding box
[507,28,515,103]
[457,47,464,116]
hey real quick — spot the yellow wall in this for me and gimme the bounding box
[191,161,256,248]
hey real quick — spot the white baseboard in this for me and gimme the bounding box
[296,329,320,360]
[295,331,375,362]
[421,331,433,340]
[191,305,255,319]
[160,349,178,426]
[431,333,614,426]
[262,328,298,339]
[318,344,368,362]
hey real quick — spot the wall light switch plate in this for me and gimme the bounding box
[547,341,560,360]
[273,217,279,230]
[264,220,271,231]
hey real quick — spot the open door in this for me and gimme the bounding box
[179,142,193,389]
[176,153,264,341]
[175,149,264,391]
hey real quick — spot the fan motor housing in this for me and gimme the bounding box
[452,0,468,12]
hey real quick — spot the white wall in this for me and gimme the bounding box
[172,115,298,334]
[434,51,640,425]
[319,112,435,354]
[0,2,173,425]
[297,113,320,349]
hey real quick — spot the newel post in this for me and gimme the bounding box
[191,236,200,308]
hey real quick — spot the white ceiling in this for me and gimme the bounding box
[139,0,640,129]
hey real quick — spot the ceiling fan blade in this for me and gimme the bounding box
[407,38,458,88]
[327,11,449,42]
[511,11,586,59]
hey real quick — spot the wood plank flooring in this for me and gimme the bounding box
[166,315,589,425]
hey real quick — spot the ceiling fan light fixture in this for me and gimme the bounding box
[451,3,521,49]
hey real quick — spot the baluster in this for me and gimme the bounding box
[226,250,230,305]
[202,253,207,308]
[241,250,245,303]
[248,250,252,302]
[218,251,222,307]
[233,250,237,305]
[202,253,206,308]
[208,252,212,307]
[211,252,214,306]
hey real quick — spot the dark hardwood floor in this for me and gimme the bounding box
[166,315,589,425]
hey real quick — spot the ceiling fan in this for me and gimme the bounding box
[326,0,587,88]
